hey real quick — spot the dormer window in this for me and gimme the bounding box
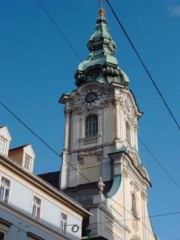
[0,138,6,154]
[24,155,31,171]
[85,114,98,137]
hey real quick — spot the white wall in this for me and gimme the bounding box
[0,172,83,240]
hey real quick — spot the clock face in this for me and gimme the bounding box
[81,88,101,107]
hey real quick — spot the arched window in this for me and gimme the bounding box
[126,122,131,145]
[85,114,98,137]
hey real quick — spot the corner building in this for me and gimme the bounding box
[42,9,158,240]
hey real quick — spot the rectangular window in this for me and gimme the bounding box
[24,155,31,171]
[85,115,98,137]
[60,212,67,236]
[0,177,11,204]
[0,138,6,154]
[0,231,5,240]
[32,196,41,221]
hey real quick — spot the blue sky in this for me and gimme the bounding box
[0,0,180,239]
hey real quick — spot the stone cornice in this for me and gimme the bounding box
[108,151,152,188]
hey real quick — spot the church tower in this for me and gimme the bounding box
[59,9,157,240]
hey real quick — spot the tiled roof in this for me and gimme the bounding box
[9,144,29,152]
[38,171,113,208]
[64,181,113,208]
[38,171,60,190]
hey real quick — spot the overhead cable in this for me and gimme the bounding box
[36,0,82,62]
[105,0,180,131]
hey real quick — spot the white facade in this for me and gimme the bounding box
[58,9,158,240]
[0,127,90,240]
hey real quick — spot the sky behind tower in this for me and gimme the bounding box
[0,1,180,239]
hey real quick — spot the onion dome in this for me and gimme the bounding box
[74,9,130,87]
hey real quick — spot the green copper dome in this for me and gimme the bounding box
[74,9,130,87]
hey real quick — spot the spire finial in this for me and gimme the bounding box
[98,8,106,17]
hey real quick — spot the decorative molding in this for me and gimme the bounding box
[78,148,103,163]
[141,190,147,200]
[27,232,44,240]
[73,106,83,114]
[130,181,140,192]
[131,234,140,240]
[64,108,72,116]
[132,219,139,232]
[0,218,12,227]
[78,152,84,165]
[122,167,128,178]
[112,96,121,105]
[100,99,110,107]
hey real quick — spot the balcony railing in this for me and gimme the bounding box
[83,136,98,145]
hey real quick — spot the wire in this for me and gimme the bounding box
[36,0,82,62]
[35,0,180,192]
[106,193,157,238]
[111,99,180,192]
[88,210,180,232]
[139,136,180,190]
[0,101,91,184]
[1,2,179,238]
[105,0,180,131]
[35,0,179,130]
[0,100,169,238]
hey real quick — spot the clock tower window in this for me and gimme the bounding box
[85,114,98,137]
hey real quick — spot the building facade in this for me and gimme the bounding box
[56,9,158,240]
[0,126,91,240]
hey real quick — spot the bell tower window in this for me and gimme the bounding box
[85,114,98,137]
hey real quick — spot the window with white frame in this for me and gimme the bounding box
[24,155,31,171]
[0,176,11,204]
[85,114,98,137]
[0,218,11,240]
[60,212,67,236]
[0,231,5,240]
[32,196,41,221]
[126,122,131,145]
[0,138,6,154]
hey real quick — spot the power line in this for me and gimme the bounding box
[36,0,82,62]
[105,0,180,131]
[0,101,91,184]
[0,101,156,238]
[35,0,180,191]
[0,100,169,238]
[111,99,180,192]
[36,0,179,131]
[1,2,179,237]
[139,136,180,190]
[106,193,157,238]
